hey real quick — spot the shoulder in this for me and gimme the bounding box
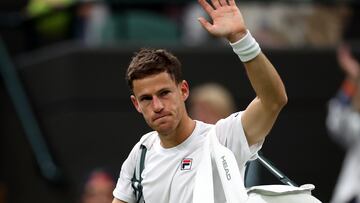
[192,112,244,137]
[193,120,213,137]
[122,131,158,170]
[138,131,158,149]
[216,111,243,129]
[126,131,158,158]
[214,111,246,144]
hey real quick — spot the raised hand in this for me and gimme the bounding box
[198,0,247,43]
[337,44,360,81]
[337,44,360,111]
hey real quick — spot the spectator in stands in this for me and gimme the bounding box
[81,169,115,203]
[326,4,360,203]
[188,83,236,124]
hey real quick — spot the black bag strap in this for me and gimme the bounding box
[245,152,298,187]
[257,153,298,187]
[131,144,147,203]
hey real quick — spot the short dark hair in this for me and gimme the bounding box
[126,48,182,90]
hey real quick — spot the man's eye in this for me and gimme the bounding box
[161,91,170,96]
[141,96,152,101]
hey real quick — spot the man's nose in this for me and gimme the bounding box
[152,96,164,112]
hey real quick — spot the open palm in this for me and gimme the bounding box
[198,0,247,42]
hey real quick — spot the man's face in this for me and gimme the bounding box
[131,72,189,135]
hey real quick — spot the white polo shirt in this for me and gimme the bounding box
[113,112,263,203]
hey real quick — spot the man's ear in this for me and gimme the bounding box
[131,95,142,113]
[180,80,190,101]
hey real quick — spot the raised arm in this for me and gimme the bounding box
[337,44,360,111]
[326,44,360,147]
[198,0,287,145]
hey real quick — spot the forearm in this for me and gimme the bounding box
[229,32,287,145]
[243,53,287,111]
[229,31,287,110]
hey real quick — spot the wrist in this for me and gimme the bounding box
[343,78,357,96]
[348,75,360,84]
[227,30,247,43]
[337,79,358,105]
[230,30,261,62]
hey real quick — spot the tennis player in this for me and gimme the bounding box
[112,0,287,202]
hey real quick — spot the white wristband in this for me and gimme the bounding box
[230,30,261,62]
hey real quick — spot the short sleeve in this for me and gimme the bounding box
[215,111,264,169]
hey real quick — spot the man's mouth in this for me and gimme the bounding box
[153,114,169,122]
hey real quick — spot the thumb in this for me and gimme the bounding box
[198,17,213,32]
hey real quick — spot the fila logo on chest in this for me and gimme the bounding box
[180,158,193,170]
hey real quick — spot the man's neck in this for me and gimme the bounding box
[159,117,196,148]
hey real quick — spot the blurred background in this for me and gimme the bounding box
[1,0,359,202]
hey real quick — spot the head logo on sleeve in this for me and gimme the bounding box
[181,158,193,170]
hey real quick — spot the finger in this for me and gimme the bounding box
[210,0,221,9]
[198,0,214,15]
[228,0,236,6]
[198,17,213,33]
[219,0,227,6]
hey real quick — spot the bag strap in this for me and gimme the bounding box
[131,144,147,203]
[256,152,298,187]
